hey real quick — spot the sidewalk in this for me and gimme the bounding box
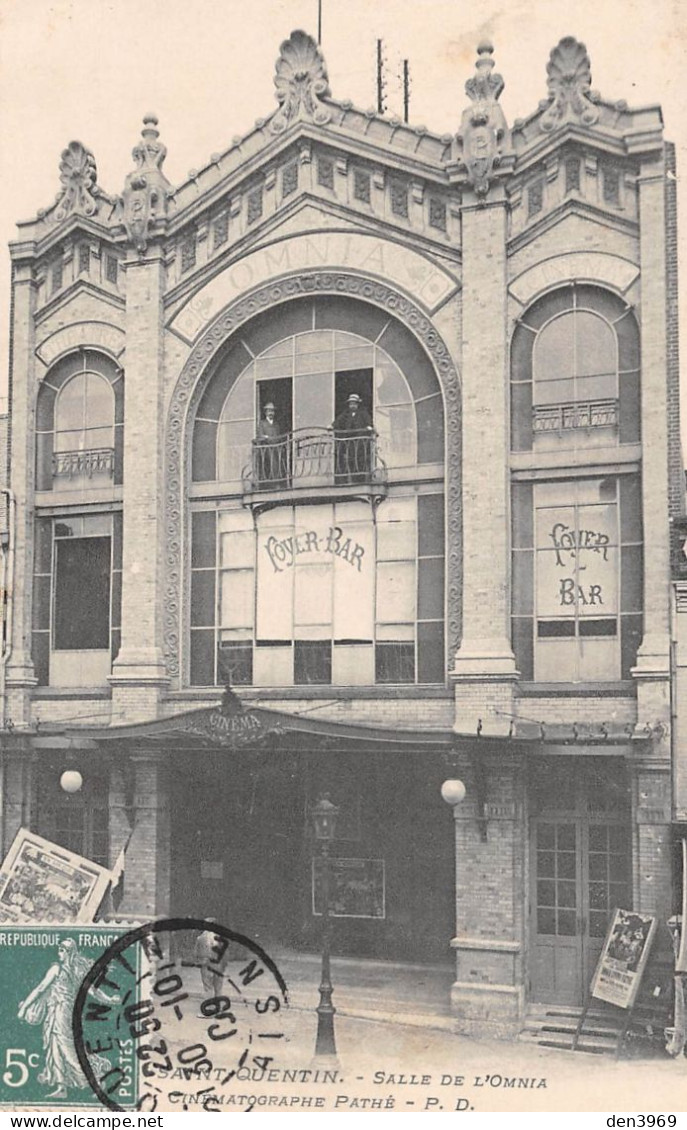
[272,947,455,1030]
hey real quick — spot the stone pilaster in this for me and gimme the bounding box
[452,188,517,735]
[447,753,526,1038]
[4,259,38,727]
[117,755,171,917]
[632,156,671,731]
[110,244,169,721]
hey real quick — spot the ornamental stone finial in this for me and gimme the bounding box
[540,37,601,132]
[120,114,173,252]
[455,40,510,196]
[270,29,332,135]
[53,141,102,220]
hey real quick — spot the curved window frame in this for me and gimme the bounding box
[187,295,447,691]
[191,295,445,484]
[35,350,124,490]
[511,284,640,452]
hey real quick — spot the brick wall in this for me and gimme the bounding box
[664,141,685,519]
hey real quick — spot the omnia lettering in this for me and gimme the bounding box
[265,527,365,573]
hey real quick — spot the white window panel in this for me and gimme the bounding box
[220,529,255,570]
[376,561,416,623]
[296,331,331,355]
[260,338,294,360]
[378,496,416,523]
[534,636,577,682]
[374,354,411,405]
[375,404,416,468]
[333,521,375,638]
[217,420,253,481]
[218,509,254,535]
[253,645,293,686]
[295,623,331,640]
[376,622,414,641]
[377,519,415,561]
[254,355,291,380]
[332,643,374,685]
[256,520,294,639]
[294,372,333,429]
[578,636,618,681]
[295,563,333,626]
[334,345,374,371]
[220,368,254,420]
[220,570,254,629]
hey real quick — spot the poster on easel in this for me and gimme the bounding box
[590,907,657,1009]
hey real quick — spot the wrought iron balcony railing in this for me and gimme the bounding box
[242,427,387,495]
[532,398,619,433]
[52,447,115,479]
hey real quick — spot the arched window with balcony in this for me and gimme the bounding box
[511,284,640,451]
[510,285,643,684]
[35,350,124,491]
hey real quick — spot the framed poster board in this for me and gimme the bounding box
[590,908,657,1009]
[312,857,385,919]
[0,829,112,925]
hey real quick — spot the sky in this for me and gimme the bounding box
[0,0,685,442]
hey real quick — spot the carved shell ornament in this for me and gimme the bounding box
[540,36,601,132]
[54,141,100,220]
[270,29,332,134]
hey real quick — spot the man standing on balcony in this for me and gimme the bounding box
[255,402,286,486]
[333,393,374,483]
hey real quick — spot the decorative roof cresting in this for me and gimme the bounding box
[52,141,102,221]
[540,37,601,132]
[120,114,173,253]
[270,29,332,135]
[456,40,511,196]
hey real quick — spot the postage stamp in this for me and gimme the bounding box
[0,925,139,1108]
[73,917,289,1113]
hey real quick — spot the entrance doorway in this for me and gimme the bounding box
[529,757,631,1006]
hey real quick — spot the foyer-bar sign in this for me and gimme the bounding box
[312,857,385,919]
[590,908,657,1009]
[265,527,365,573]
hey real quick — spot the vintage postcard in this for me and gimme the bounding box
[0,830,112,926]
[0,0,685,1116]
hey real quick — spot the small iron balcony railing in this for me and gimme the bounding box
[532,398,619,433]
[52,447,115,479]
[242,427,387,493]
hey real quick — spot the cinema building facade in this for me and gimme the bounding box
[0,32,683,1036]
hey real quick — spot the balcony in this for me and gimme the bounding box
[241,427,388,511]
[532,399,619,434]
[52,447,115,479]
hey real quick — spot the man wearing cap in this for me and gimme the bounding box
[255,401,286,485]
[333,393,374,481]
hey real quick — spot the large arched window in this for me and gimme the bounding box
[213,329,416,483]
[35,350,124,491]
[188,295,446,690]
[511,285,640,451]
[54,371,114,455]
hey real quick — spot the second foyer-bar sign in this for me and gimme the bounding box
[590,908,657,1009]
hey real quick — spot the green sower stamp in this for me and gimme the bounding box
[0,926,139,1108]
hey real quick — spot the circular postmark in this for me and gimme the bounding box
[72,917,288,1112]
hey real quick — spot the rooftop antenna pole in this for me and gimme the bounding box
[376,39,386,114]
[402,58,411,123]
[317,0,322,44]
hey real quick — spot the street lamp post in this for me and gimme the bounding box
[311,794,339,1062]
